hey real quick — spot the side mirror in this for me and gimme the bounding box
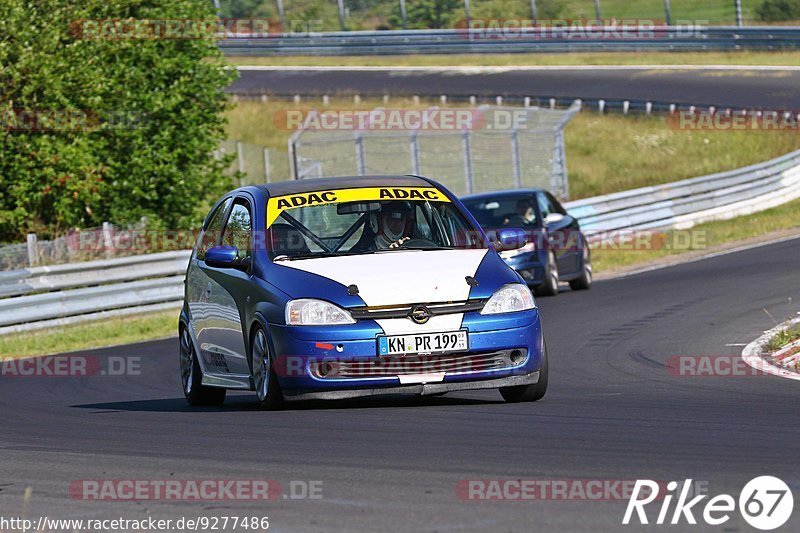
[544,212,565,225]
[205,245,248,271]
[493,228,528,252]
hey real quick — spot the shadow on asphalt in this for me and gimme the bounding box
[70,393,503,413]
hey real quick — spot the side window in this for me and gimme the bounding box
[546,192,567,215]
[197,198,231,260]
[415,205,433,240]
[222,200,253,260]
[536,193,552,220]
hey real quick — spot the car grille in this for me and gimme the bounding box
[310,348,527,379]
[349,299,487,321]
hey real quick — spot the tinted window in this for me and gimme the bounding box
[222,200,253,260]
[462,196,539,228]
[536,193,552,219]
[197,198,231,260]
[545,192,567,215]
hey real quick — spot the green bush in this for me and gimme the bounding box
[756,0,800,21]
[0,0,236,242]
[390,0,463,29]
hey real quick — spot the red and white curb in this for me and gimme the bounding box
[741,317,800,382]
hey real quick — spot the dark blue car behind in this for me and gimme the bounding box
[461,189,592,296]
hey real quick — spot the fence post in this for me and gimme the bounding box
[355,133,366,175]
[337,0,346,30]
[288,130,302,180]
[276,0,286,29]
[263,148,271,183]
[236,140,245,186]
[464,0,471,27]
[551,131,568,199]
[510,130,522,189]
[461,131,474,194]
[663,0,672,25]
[399,0,408,29]
[735,0,743,26]
[594,0,601,21]
[530,0,537,20]
[409,132,420,175]
[102,222,114,259]
[26,233,39,267]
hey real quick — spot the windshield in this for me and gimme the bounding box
[462,196,541,229]
[266,186,485,260]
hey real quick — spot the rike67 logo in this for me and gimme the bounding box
[623,477,793,530]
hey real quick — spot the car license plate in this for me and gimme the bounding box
[377,331,468,356]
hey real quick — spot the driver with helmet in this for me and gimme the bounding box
[374,202,415,249]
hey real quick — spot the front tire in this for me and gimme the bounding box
[179,326,226,407]
[251,326,283,410]
[569,241,592,291]
[499,343,549,403]
[535,251,559,297]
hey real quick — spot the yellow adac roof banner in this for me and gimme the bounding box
[266,186,450,227]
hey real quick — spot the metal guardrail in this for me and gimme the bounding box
[219,26,800,56]
[0,250,190,298]
[564,148,800,233]
[2,147,800,334]
[0,251,190,335]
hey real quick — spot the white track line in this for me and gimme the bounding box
[236,65,800,72]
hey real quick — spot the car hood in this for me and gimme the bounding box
[278,249,489,307]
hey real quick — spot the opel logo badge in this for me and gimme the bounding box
[409,305,432,324]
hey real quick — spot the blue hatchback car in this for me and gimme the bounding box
[179,176,547,409]
[461,189,592,297]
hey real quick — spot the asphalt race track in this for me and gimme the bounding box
[230,66,800,110]
[1,236,799,531]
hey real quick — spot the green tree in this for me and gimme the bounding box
[219,0,274,18]
[390,0,462,29]
[0,0,236,242]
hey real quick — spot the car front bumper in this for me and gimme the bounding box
[267,310,544,398]
[499,251,547,286]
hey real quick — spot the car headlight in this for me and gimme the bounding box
[286,299,356,326]
[480,284,536,315]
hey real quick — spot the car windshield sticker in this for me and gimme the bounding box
[266,186,451,227]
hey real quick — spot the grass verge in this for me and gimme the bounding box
[225,51,800,68]
[0,310,178,360]
[766,322,800,352]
